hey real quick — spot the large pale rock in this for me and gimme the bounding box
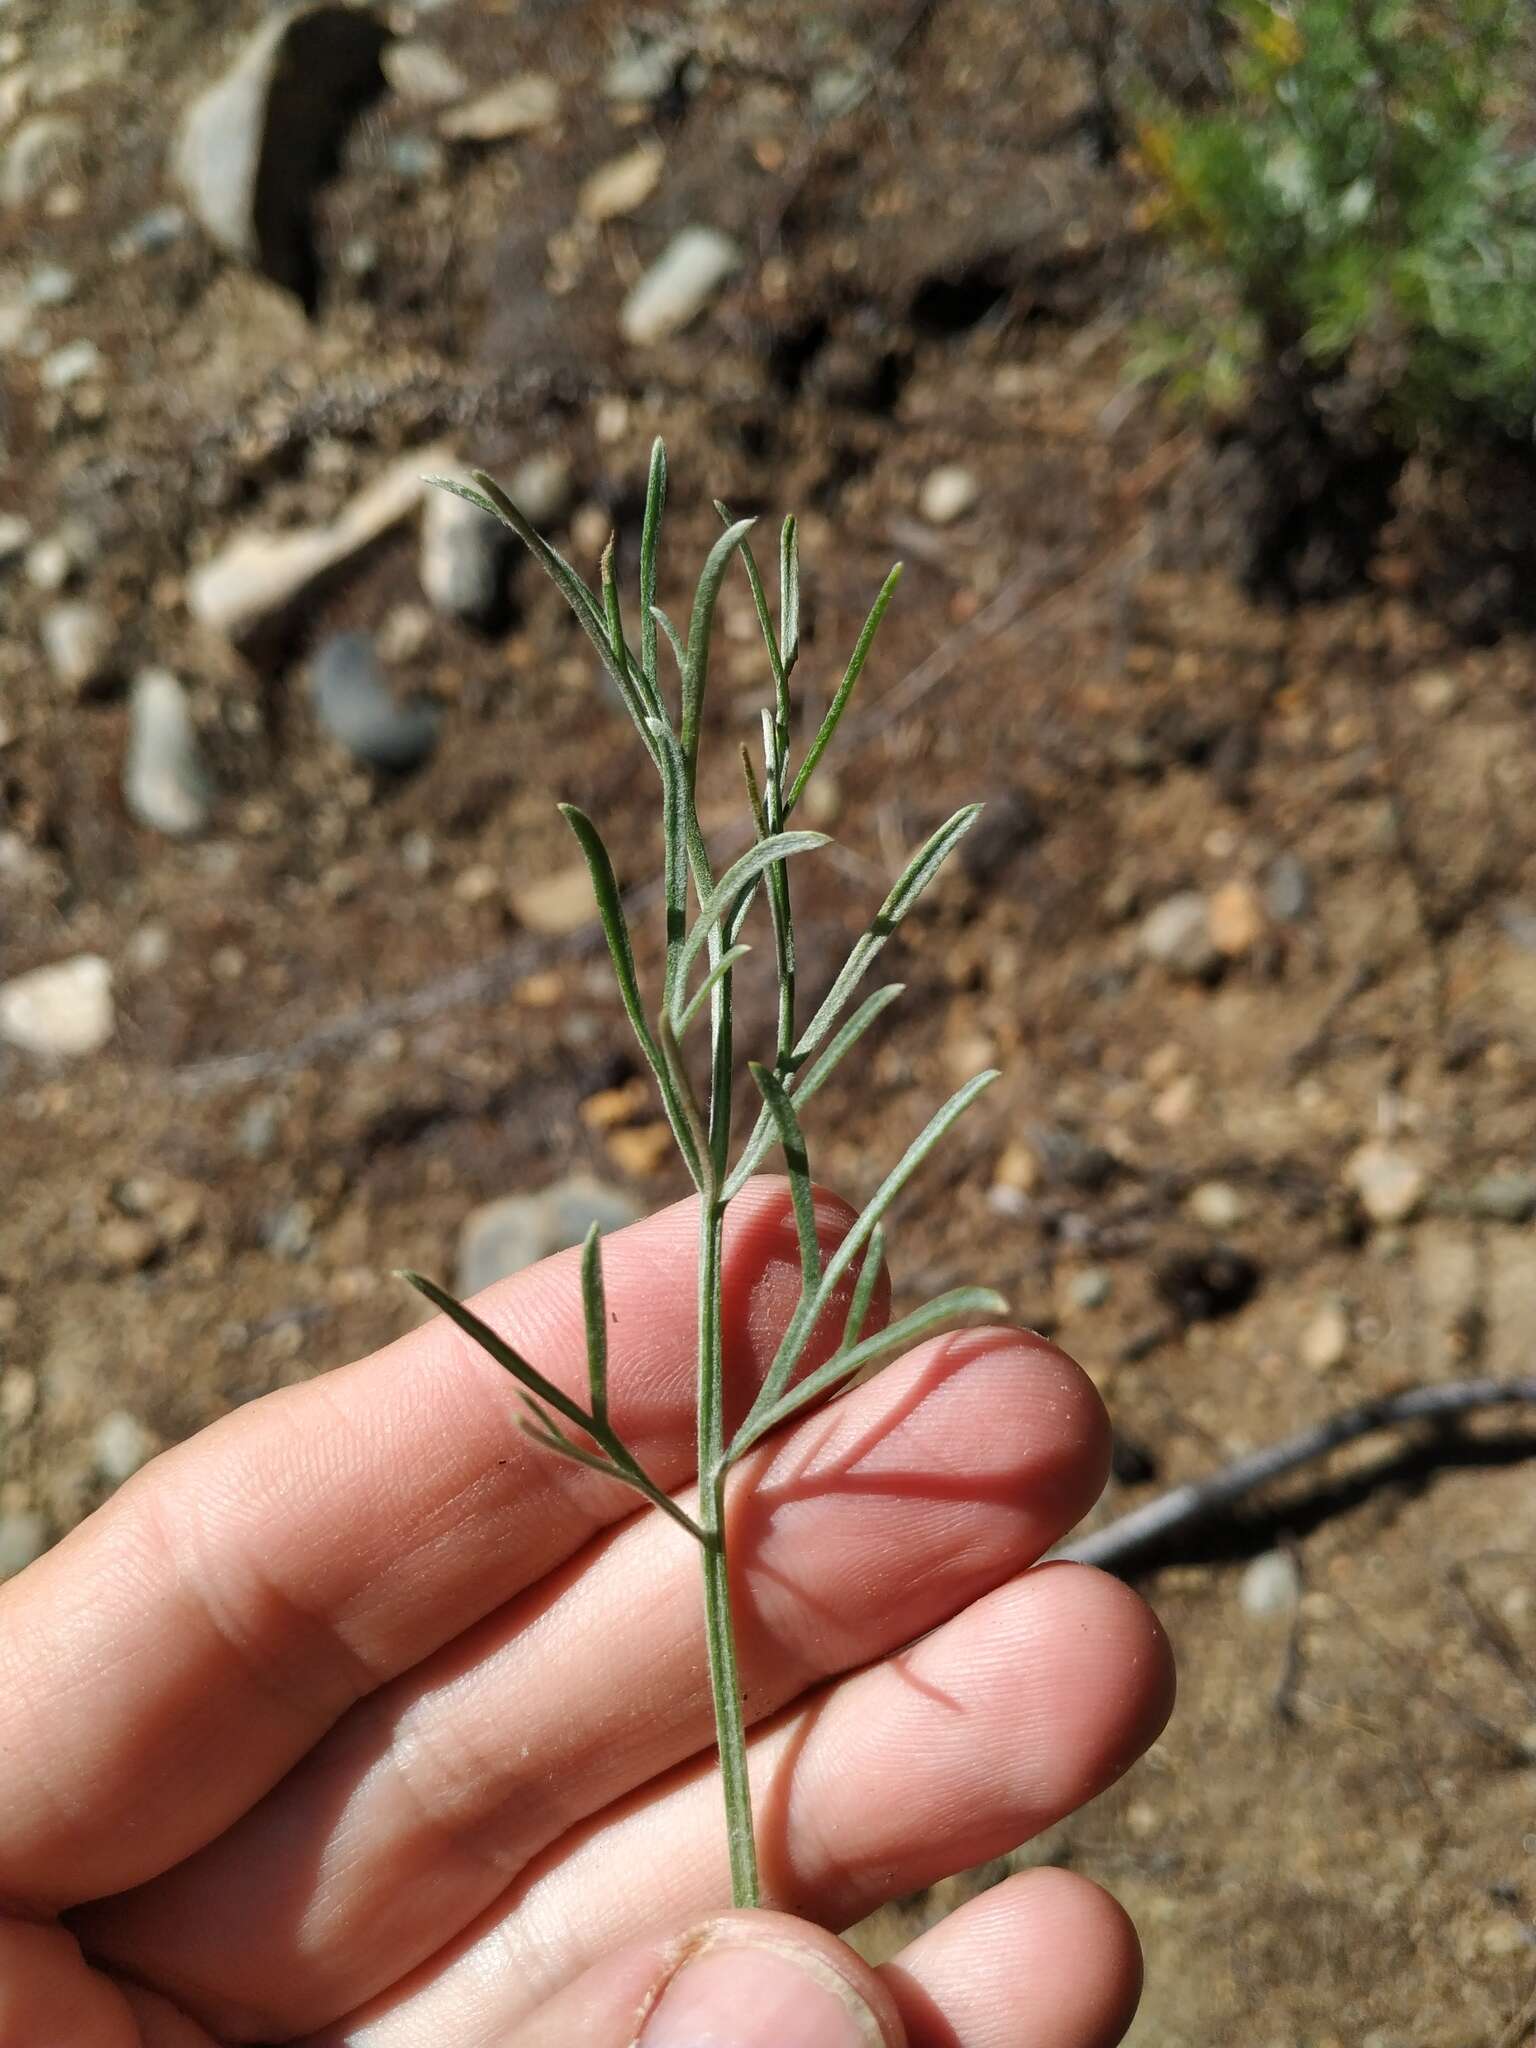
[456,1175,643,1297]
[189,445,448,644]
[0,954,114,1058]
[620,227,741,345]
[124,669,212,837]
[174,5,389,309]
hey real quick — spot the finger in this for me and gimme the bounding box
[0,1182,870,1911]
[879,1869,1143,2048]
[510,1910,903,2048]
[306,1566,1173,2045]
[80,1332,1107,2040]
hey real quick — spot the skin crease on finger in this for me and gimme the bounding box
[75,1328,1112,2041]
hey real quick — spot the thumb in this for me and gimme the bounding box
[514,1908,906,2048]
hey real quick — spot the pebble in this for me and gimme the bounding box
[1207,878,1265,958]
[1139,890,1218,977]
[440,73,561,141]
[383,39,467,104]
[1301,1300,1350,1373]
[602,39,686,102]
[420,470,509,626]
[511,861,594,935]
[39,337,102,390]
[124,668,212,837]
[1067,1267,1112,1311]
[189,444,448,642]
[237,1099,280,1160]
[1466,1171,1536,1223]
[0,953,114,1057]
[918,464,980,525]
[377,601,434,663]
[456,1174,643,1296]
[1346,1141,1426,1225]
[1409,669,1459,718]
[1240,1548,1301,1620]
[1263,850,1312,922]
[40,598,113,694]
[92,1410,158,1487]
[620,226,741,345]
[174,5,389,306]
[0,512,30,567]
[2,113,81,207]
[385,134,446,182]
[111,204,189,261]
[578,140,665,223]
[506,450,574,527]
[26,262,76,307]
[309,632,440,771]
[0,1512,46,1580]
[1187,1181,1245,1231]
[26,519,94,590]
[263,1201,314,1260]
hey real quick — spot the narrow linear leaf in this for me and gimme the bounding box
[843,1222,886,1349]
[786,562,902,814]
[677,943,752,1035]
[716,500,786,703]
[749,1062,821,1295]
[658,1012,713,1184]
[640,437,667,697]
[731,1286,1007,1460]
[400,1269,602,1445]
[682,516,757,778]
[647,717,692,1012]
[780,514,800,676]
[601,536,653,719]
[722,983,905,1199]
[740,743,769,838]
[652,603,688,683]
[678,830,828,987]
[793,806,981,1063]
[737,1069,1001,1439]
[581,1222,608,1434]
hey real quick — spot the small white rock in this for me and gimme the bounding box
[383,40,467,105]
[40,598,112,693]
[1067,1267,1112,1311]
[1139,891,1218,978]
[0,953,114,1057]
[1240,1548,1301,1620]
[506,450,574,527]
[918,464,979,526]
[93,1410,158,1487]
[124,669,212,838]
[578,140,665,223]
[420,471,508,625]
[620,226,741,345]
[1346,1141,1427,1225]
[1301,1300,1350,1374]
[1,113,80,207]
[38,337,102,390]
[1188,1181,1245,1231]
[440,73,561,141]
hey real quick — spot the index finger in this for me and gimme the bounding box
[0,1181,870,1912]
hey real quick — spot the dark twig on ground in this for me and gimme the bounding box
[1061,1378,1536,1572]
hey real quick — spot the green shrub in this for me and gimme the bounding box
[1137,0,1536,442]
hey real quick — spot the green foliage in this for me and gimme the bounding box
[1138,0,1536,438]
[408,447,1003,1908]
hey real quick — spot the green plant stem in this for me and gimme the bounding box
[695,1191,760,1907]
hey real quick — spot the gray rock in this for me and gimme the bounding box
[620,227,741,345]
[263,1201,314,1260]
[440,73,560,141]
[456,1174,643,1296]
[124,669,212,838]
[39,338,102,390]
[1467,1171,1536,1223]
[1139,891,1218,978]
[1496,900,1536,954]
[174,5,388,310]
[1263,851,1312,922]
[1067,1267,1112,1311]
[26,262,76,306]
[41,599,113,694]
[383,39,467,104]
[309,632,440,771]
[93,1410,158,1486]
[237,1099,281,1160]
[919,464,979,525]
[385,133,446,182]
[0,953,114,1057]
[0,1512,46,1580]
[111,204,189,261]
[1240,1549,1301,1620]
[602,38,686,103]
[420,471,509,626]
[2,114,81,207]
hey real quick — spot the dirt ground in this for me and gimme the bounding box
[2,1,1535,2040]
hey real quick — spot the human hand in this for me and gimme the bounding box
[0,1181,1172,2046]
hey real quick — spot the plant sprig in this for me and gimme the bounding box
[405,444,1005,1907]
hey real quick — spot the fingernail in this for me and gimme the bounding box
[640,1937,885,2048]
